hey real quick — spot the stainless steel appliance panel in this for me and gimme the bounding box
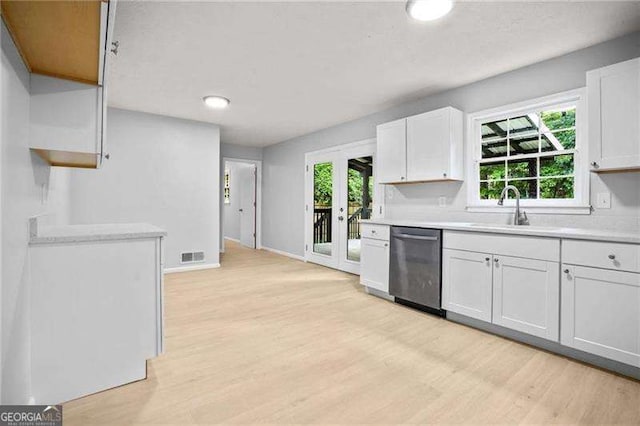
[389,227,442,311]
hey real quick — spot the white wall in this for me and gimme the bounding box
[69,108,221,270]
[1,22,71,403]
[221,143,262,161]
[262,32,640,257]
[223,161,254,241]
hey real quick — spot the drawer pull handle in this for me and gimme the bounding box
[608,254,616,260]
[564,269,570,274]
[371,230,376,234]
[395,234,439,241]
[485,257,490,261]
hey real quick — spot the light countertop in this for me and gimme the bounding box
[30,223,167,245]
[360,219,640,244]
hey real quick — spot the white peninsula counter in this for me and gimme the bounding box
[29,222,167,404]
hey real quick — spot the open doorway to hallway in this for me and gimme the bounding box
[222,158,262,252]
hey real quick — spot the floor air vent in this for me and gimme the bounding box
[181,251,205,264]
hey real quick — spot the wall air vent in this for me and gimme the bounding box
[193,251,205,262]
[181,251,205,264]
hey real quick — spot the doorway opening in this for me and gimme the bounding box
[222,158,261,252]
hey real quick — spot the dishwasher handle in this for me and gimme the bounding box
[394,233,439,241]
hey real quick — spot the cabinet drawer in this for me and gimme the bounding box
[563,240,640,273]
[443,231,559,262]
[361,224,390,241]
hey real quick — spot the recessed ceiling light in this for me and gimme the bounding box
[203,95,230,109]
[406,0,453,22]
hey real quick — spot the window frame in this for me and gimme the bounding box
[466,88,590,214]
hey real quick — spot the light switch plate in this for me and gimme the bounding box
[596,192,611,209]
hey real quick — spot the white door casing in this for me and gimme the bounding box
[238,164,256,248]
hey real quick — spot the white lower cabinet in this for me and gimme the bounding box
[443,231,560,342]
[442,249,493,322]
[561,265,640,367]
[360,237,390,292]
[492,256,560,341]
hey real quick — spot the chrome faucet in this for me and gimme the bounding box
[497,185,529,225]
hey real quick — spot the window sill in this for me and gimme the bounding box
[466,205,592,215]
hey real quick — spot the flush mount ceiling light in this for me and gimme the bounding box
[406,0,453,21]
[203,95,230,109]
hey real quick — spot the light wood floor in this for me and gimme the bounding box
[65,241,640,425]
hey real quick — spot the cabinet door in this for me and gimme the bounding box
[561,266,640,367]
[360,238,390,292]
[406,109,450,181]
[376,119,406,183]
[492,256,559,341]
[588,58,640,171]
[97,0,118,168]
[442,249,493,322]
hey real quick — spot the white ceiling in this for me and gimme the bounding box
[108,1,640,147]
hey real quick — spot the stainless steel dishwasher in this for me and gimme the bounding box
[389,226,444,316]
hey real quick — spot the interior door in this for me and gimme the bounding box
[238,164,256,248]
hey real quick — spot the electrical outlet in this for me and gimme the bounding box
[438,196,447,207]
[596,192,611,209]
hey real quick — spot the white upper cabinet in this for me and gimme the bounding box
[406,107,463,181]
[376,118,407,183]
[30,75,103,156]
[587,57,640,173]
[376,107,464,184]
[2,0,118,168]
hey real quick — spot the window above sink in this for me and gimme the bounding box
[466,89,591,215]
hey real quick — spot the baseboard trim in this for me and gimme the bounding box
[447,311,640,380]
[164,263,221,274]
[224,236,240,243]
[364,286,395,301]
[261,246,305,262]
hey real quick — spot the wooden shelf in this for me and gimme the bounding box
[1,0,103,85]
[31,148,99,169]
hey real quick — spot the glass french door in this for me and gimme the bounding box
[305,142,377,274]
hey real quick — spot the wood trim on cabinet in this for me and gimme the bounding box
[31,148,99,169]
[0,0,103,85]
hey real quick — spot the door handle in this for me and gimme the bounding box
[338,216,344,221]
[239,209,243,212]
[395,234,438,241]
